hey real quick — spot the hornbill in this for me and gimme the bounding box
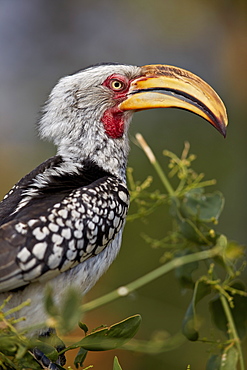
[0,63,228,367]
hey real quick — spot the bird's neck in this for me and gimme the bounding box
[40,107,132,181]
[56,132,129,182]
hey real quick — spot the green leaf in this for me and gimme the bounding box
[107,314,141,341]
[209,295,227,335]
[208,346,239,370]
[179,218,206,243]
[60,288,83,333]
[171,199,209,243]
[206,354,221,370]
[210,282,247,339]
[78,314,142,351]
[44,287,83,334]
[113,356,123,370]
[181,190,224,223]
[74,347,88,369]
[44,285,59,318]
[175,252,199,289]
[0,354,18,370]
[17,353,43,370]
[220,346,238,370]
[0,335,18,355]
[182,279,211,341]
[15,343,27,360]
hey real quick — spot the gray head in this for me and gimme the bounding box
[39,64,141,177]
[38,62,228,177]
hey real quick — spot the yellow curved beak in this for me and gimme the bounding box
[119,64,228,137]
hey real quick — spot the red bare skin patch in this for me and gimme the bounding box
[101,106,125,139]
[101,74,131,139]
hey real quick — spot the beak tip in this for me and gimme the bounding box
[218,118,228,138]
[219,125,227,138]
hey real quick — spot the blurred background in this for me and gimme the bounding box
[0,0,246,369]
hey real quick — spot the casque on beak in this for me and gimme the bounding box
[119,64,228,137]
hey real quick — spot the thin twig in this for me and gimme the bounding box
[83,245,222,313]
[135,133,175,197]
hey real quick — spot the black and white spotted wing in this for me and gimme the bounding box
[0,166,129,293]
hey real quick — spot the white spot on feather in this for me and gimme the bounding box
[32,242,48,260]
[17,247,31,263]
[33,227,46,241]
[118,190,128,203]
[48,246,63,269]
[28,219,39,227]
[15,222,28,235]
[52,233,63,245]
[61,228,72,240]
[58,209,68,219]
[48,223,59,232]
[19,258,36,271]
[74,230,83,239]
[66,249,77,261]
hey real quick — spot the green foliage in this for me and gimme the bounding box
[44,286,83,335]
[182,278,211,341]
[0,137,246,369]
[74,347,88,369]
[210,282,247,339]
[135,136,246,370]
[126,167,166,222]
[206,347,239,370]
[0,298,141,370]
[72,315,141,351]
[113,356,123,370]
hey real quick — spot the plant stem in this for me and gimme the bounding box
[135,133,175,197]
[83,246,222,313]
[219,291,245,370]
[4,299,31,317]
